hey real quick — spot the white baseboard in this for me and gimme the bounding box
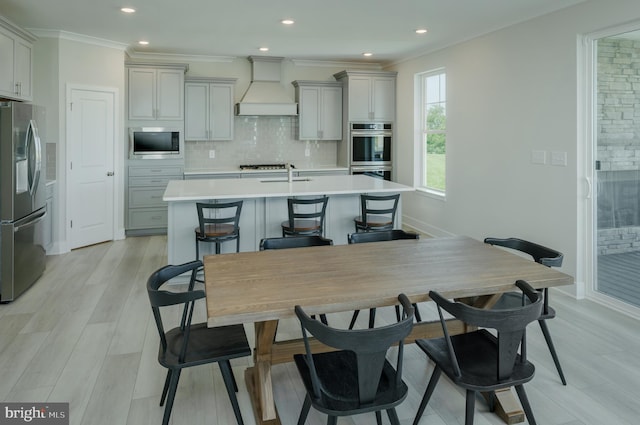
[402,215,456,238]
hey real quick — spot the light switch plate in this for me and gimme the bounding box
[531,150,546,165]
[209,150,215,159]
[551,151,567,166]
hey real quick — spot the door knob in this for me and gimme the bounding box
[107,171,114,176]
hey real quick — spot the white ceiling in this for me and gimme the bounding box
[1,0,586,64]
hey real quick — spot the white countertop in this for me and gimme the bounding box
[163,174,413,201]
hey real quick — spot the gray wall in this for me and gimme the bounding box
[388,0,640,297]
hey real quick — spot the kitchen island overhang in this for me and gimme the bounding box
[163,174,414,264]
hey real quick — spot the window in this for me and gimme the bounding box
[418,70,446,194]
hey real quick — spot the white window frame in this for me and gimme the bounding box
[415,68,446,198]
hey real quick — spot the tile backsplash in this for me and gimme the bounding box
[184,116,338,169]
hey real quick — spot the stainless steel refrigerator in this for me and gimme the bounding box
[0,102,46,302]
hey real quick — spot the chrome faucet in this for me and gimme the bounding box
[287,163,294,183]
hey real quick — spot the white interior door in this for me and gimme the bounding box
[68,88,115,249]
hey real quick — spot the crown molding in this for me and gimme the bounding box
[28,29,128,51]
[291,59,383,70]
[126,50,236,63]
[0,16,37,42]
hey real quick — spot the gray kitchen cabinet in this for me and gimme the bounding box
[0,16,34,101]
[334,70,396,122]
[127,64,187,121]
[292,80,342,141]
[185,77,236,141]
[127,164,183,232]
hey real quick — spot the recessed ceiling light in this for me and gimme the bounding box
[363,52,373,57]
[121,7,136,13]
[138,40,149,45]
[281,19,294,25]
[259,47,269,52]
[415,29,428,34]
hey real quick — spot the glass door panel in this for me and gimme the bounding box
[595,35,640,308]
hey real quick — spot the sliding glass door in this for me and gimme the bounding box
[595,34,640,309]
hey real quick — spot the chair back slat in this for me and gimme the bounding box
[295,294,414,405]
[498,330,526,380]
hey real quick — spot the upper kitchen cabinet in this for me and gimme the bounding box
[334,70,396,122]
[185,77,236,141]
[126,63,188,121]
[293,80,342,141]
[0,16,34,102]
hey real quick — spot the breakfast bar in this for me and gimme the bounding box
[163,174,414,264]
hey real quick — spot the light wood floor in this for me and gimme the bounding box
[1,235,639,425]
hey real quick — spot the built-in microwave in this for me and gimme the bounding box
[129,127,181,159]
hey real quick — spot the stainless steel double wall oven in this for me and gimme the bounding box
[349,122,392,180]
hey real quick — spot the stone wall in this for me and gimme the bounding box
[597,37,640,171]
[597,37,640,254]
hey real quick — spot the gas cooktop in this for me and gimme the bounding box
[239,164,291,170]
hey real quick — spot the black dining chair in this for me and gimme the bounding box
[484,236,567,385]
[259,235,333,250]
[281,196,329,237]
[146,260,251,425]
[413,280,543,425]
[354,193,400,232]
[294,293,415,425]
[347,229,422,329]
[260,235,333,325]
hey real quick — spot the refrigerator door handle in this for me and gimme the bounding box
[13,209,47,233]
[26,119,42,197]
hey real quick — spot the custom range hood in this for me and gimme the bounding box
[235,56,298,116]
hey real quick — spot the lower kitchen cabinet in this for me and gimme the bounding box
[127,163,183,233]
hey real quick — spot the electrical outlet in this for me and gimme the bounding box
[209,149,215,159]
[305,146,310,157]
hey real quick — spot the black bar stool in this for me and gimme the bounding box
[281,196,329,237]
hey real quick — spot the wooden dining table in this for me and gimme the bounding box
[203,235,574,425]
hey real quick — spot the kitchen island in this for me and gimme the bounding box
[163,174,414,264]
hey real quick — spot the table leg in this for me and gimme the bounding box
[245,320,280,425]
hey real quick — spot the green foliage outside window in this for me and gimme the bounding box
[425,103,446,191]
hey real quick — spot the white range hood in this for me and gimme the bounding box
[235,56,298,116]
